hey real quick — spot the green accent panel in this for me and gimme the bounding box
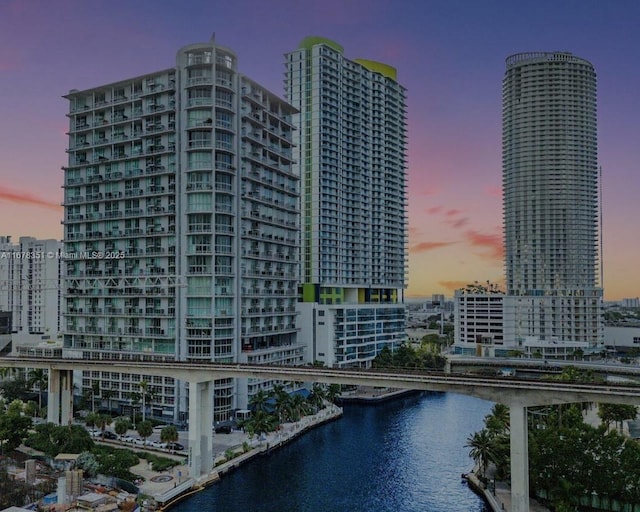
[354,59,397,80]
[299,36,344,54]
[302,283,316,302]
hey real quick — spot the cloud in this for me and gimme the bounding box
[0,186,61,211]
[485,185,502,197]
[438,280,469,292]
[465,229,504,261]
[445,209,461,217]
[425,206,442,215]
[450,217,469,229]
[410,241,456,254]
[420,185,441,197]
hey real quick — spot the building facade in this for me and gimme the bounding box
[502,52,603,348]
[454,289,505,353]
[0,236,62,343]
[285,37,407,367]
[62,37,300,420]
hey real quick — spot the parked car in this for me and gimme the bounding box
[102,431,118,440]
[119,435,135,443]
[151,440,167,449]
[214,424,232,434]
[165,442,185,451]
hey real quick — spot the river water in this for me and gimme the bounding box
[179,392,492,512]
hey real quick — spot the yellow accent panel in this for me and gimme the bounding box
[302,284,316,302]
[354,59,397,80]
[299,36,344,54]
[358,289,365,304]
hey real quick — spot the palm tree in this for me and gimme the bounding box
[85,412,98,429]
[27,368,48,411]
[145,386,159,421]
[308,383,327,410]
[326,384,341,404]
[137,420,153,446]
[249,389,270,413]
[128,391,141,427]
[485,403,510,435]
[114,418,129,442]
[245,410,277,440]
[102,388,114,415]
[466,429,496,478]
[0,367,14,381]
[139,381,149,422]
[161,425,178,450]
[95,413,111,438]
[290,394,310,422]
[271,385,291,423]
[91,381,101,413]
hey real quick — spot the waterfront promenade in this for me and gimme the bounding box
[466,470,550,512]
[132,403,343,508]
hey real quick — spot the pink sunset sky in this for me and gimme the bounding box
[1,0,639,300]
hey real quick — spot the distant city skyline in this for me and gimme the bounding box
[1,0,639,300]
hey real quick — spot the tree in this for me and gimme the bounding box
[137,420,153,445]
[102,388,114,414]
[27,368,48,411]
[326,384,341,404]
[271,385,291,423]
[24,400,38,418]
[0,405,32,455]
[598,403,638,432]
[138,381,149,422]
[127,391,141,427]
[249,389,270,413]
[114,418,129,441]
[244,410,277,440]
[85,412,98,429]
[485,403,510,436]
[91,381,101,413]
[371,345,393,368]
[308,383,327,410]
[76,451,99,477]
[0,377,29,402]
[160,425,178,447]
[289,393,310,422]
[95,413,111,437]
[466,429,496,478]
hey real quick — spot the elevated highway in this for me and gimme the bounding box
[2,355,639,512]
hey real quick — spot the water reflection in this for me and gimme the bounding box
[180,392,492,512]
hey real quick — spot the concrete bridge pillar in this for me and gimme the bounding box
[47,369,73,425]
[509,402,530,512]
[188,380,214,478]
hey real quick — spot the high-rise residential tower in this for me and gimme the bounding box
[286,37,407,367]
[502,52,602,347]
[62,36,300,420]
[0,236,62,342]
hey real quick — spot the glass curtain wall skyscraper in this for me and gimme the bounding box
[502,52,602,347]
[286,37,407,367]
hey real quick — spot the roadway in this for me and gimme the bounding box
[2,355,640,407]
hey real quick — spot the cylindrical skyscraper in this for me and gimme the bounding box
[502,52,602,347]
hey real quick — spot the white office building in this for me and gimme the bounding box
[62,36,300,420]
[454,289,505,355]
[285,37,407,367]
